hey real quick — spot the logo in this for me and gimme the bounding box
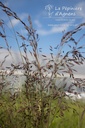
[45,4,54,18]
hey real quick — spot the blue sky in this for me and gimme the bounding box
[0,0,85,54]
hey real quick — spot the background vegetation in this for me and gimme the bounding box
[0,2,85,128]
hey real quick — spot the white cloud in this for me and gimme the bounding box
[0,49,37,68]
[20,22,69,36]
[37,23,69,36]
[34,20,42,28]
[8,13,28,28]
[0,49,21,68]
[0,49,85,78]
[20,13,28,21]
[74,62,85,76]
[20,29,27,35]
[76,1,85,21]
[3,1,9,6]
[8,19,20,27]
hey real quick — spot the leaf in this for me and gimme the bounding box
[17,32,26,40]
[77,46,83,49]
[42,55,47,57]
[61,31,72,44]
[74,61,80,65]
[0,46,3,49]
[50,46,53,51]
[68,44,71,48]
[39,48,42,52]
[0,32,6,38]
[0,55,9,66]
[54,45,59,49]
[70,37,77,45]
[29,50,32,56]
[0,20,3,26]
[50,53,53,59]
[33,53,37,58]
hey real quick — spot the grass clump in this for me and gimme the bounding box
[0,92,85,128]
[0,1,85,128]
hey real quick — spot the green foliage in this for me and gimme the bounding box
[0,1,85,128]
[0,92,85,128]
